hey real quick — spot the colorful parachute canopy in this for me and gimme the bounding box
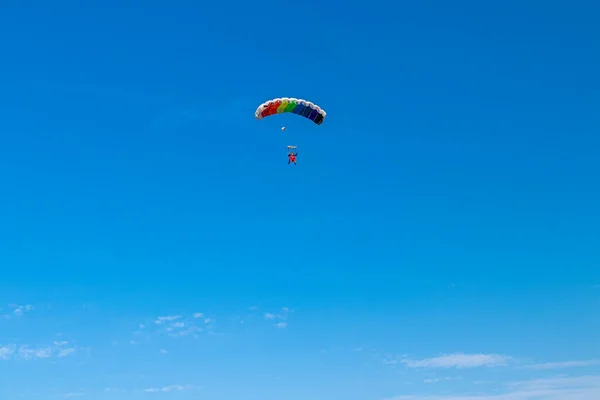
[255,98,326,125]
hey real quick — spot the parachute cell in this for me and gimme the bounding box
[255,97,326,125]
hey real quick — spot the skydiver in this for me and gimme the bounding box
[288,151,297,165]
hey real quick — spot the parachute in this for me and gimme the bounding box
[255,97,326,125]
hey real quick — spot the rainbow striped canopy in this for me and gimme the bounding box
[255,97,326,125]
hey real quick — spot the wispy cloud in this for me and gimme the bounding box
[143,384,198,393]
[393,353,511,369]
[524,360,600,370]
[168,326,202,337]
[0,340,78,361]
[62,392,84,398]
[383,375,600,400]
[385,351,600,374]
[11,304,34,316]
[424,377,461,384]
[1,304,34,318]
[135,313,216,342]
[57,386,197,397]
[154,315,182,325]
[264,307,290,329]
[508,375,600,391]
[132,305,293,344]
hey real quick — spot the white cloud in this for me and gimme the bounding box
[138,307,291,341]
[154,315,181,324]
[386,351,600,373]
[263,308,290,328]
[138,313,213,341]
[398,353,511,369]
[1,304,34,318]
[0,341,77,361]
[19,347,53,360]
[11,304,34,316]
[524,360,600,370]
[424,377,460,384]
[0,345,15,360]
[508,375,600,391]
[58,347,76,357]
[143,384,198,393]
[169,326,201,338]
[383,356,399,365]
[382,375,600,400]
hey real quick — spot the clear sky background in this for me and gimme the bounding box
[0,1,599,399]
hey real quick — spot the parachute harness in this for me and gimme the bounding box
[254,97,325,165]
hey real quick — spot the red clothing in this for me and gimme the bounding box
[289,154,296,162]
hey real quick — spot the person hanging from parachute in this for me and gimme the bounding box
[287,146,298,165]
[254,97,326,165]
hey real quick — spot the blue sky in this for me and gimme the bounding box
[0,0,599,399]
